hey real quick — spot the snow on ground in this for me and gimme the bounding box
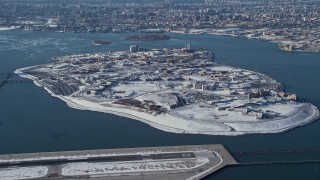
[209,66,235,72]
[112,82,159,93]
[187,75,211,81]
[171,103,319,134]
[256,103,302,116]
[60,95,318,135]
[136,92,178,108]
[61,158,209,176]
[225,103,319,133]
[173,105,256,122]
[0,166,48,180]
[0,151,212,164]
[0,27,18,31]
[64,96,232,133]
[211,90,231,95]
[186,153,223,180]
[14,68,319,135]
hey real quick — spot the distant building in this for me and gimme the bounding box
[130,45,139,53]
[193,81,204,89]
[183,43,195,53]
[280,44,294,52]
[185,42,191,50]
[248,92,260,99]
[277,92,297,101]
[259,90,271,97]
[203,51,215,61]
[287,94,297,101]
[202,84,215,91]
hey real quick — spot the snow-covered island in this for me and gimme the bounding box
[15,47,319,135]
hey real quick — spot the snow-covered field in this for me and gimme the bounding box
[61,158,209,176]
[256,103,301,116]
[57,95,318,135]
[224,103,319,133]
[0,167,48,180]
[136,92,179,108]
[112,82,159,92]
[173,102,305,123]
[209,66,235,72]
[173,105,257,122]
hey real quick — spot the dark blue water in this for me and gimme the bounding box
[0,31,320,179]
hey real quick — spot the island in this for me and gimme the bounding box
[125,34,170,41]
[15,47,319,135]
[92,40,112,46]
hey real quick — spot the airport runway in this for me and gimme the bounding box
[0,144,237,180]
[0,152,196,168]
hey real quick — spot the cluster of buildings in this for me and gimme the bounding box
[19,45,301,120]
[0,0,320,51]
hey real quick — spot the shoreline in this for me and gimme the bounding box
[170,30,320,54]
[15,68,320,136]
[1,29,318,53]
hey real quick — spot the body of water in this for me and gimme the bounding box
[0,30,319,179]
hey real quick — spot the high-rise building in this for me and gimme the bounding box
[185,43,191,50]
[130,45,139,53]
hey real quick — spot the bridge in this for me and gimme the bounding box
[0,73,31,89]
[232,148,320,156]
[228,147,320,167]
[236,160,320,166]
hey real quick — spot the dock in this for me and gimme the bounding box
[0,144,237,180]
